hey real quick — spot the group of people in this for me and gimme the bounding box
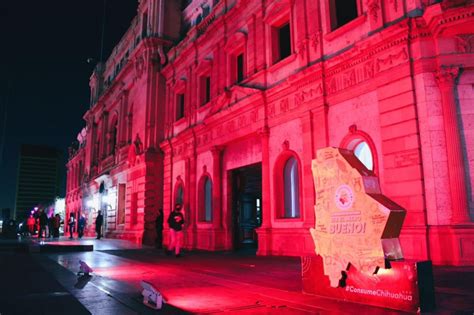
[26,205,182,248]
[26,209,62,238]
[67,213,86,239]
[155,203,185,257]
[67,210,104,240]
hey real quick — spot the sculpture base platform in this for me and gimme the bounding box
[301,255,435,313]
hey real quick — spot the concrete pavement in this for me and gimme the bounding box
[1,236,474,314]
[0,252,90,315]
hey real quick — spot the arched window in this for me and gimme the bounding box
[198,175,212,222]
[204,178,212,221]
[283,157,300,218]
[274,149,302,219]
[340,127,377,173]
[354,141,373,171]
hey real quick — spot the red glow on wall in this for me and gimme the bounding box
[65,0,474,266]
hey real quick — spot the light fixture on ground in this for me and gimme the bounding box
[141,280,164,310]
[77,260,93,276]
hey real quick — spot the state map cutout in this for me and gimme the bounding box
[310,147,406,287]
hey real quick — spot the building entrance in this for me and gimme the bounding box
[231,163,262,251]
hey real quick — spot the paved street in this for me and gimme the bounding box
[1,237,473,314]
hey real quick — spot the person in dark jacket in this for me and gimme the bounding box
[95,210,104,239]
[155,208,164,249]
[78,214,86,239]
[53,214,61,238]
[48,214,54,238]
[68,213,75,239]
[167,204,185,257]
[38,209,48,238]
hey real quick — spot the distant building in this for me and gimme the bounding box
[1,208,11,221]
[67,0,474,266]
[14,145,61,220]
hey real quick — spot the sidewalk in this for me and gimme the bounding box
[0,251,90,315]
[2,236,473,314]
[42,238,474,314]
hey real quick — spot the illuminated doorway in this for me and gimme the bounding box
[231,163,262,252]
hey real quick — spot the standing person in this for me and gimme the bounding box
[68,213,75,239]
[155,208,164,249]
[167,204,185,257]
[53,214,61,238]
[77,214,86,239]
[95,210,104,239]
[47,213,54,238]
[38,209,48,238]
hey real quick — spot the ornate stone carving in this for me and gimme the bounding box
[329,77,337,94]
[280,98,290,112]
[297,39,307,59]
[344,70,357,88]
[390,0,399,12]
[133,133,144,155]
[349,124,358,134]
[375,48,408,73]
[368,0,381,23]
[135,55,145,78]
[269,103,276,117]
[294,84,323,107]
[456,34,474,53]
[363,61,375,80]
[311,32,321,52]
[441,0,471,10]
[435,66,460,86]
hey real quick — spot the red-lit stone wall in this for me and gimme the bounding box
[159,0,474,264]
[66,0,474,265]
[65,0,178,245]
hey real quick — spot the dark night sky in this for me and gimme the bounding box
[0,1,138,211]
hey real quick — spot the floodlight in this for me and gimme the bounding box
[141,280,164,310]
[77,260,93,276]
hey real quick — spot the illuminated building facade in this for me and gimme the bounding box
[66,0,474,265]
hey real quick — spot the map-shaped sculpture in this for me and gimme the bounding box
[310,147,406,287]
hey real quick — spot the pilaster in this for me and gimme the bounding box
[435,66,471,223]
[211,145,224,229]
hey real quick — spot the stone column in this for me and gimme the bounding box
[260,127,272,229]
[211,146,223,229]
[301,112,315,228]
[257,127,272,255]
[184,157,196,248]
[189,154,197,231]
[435,66,470,223]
